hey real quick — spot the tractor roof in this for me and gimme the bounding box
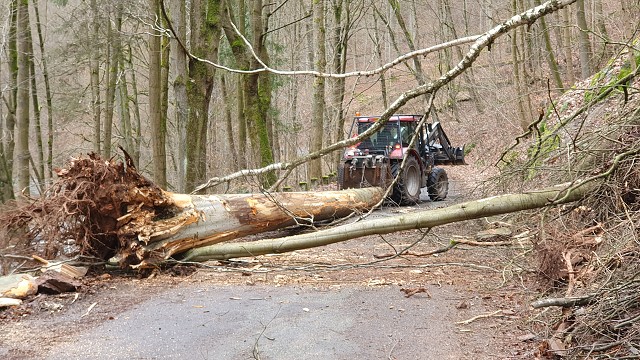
[355,114,423,123]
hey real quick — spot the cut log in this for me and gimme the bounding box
[113,187,385,267]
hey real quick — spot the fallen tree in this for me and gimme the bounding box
[116,187,384,267]
[178,180,598,262]
[0,153,383,270]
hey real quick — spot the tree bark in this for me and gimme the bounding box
[309,0,326,182]
[220,75,239,171]
[534,0,564,92]
[111,187,385,266]
[89,0,102,155]
[1,0,18,201]
[32,0,54,182]
[561,7,575,85]
[168,0,188,192]
[149,0,167,188]
[27,16,44,194]
[181,181,597,262]
[15,0,30,194]
[575,0,592,78]
[101,8,120,160]
[26,17,45,190]
[185,0,222,192]
[117,49,134,163]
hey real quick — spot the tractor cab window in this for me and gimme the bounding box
[399,122,415,146]
[355,120,416,152]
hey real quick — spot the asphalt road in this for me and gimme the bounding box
[40,283,490,360]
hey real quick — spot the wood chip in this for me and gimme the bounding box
[81,302,97,318]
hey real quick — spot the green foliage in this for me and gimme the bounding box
[205,0,220,27]
[51,0,68,6]
[583,57,637,104]
[497,150,519,170]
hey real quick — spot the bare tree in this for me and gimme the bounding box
[149,0,167,188]
[561,6,575,84]
[309,0,327,181]
[89,0,102,155]
[15,0,30,194]
[184,0,222,192]
[31,0,54,181]
[575,0,592,78]
[533,0,564,92]
[0,0,17,201]
[167,0,189,191]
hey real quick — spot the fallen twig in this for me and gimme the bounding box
[374,238,512,259]
[81,302,97,318]
[531,294,595,309]
[400,287,431,298]
[455,310,503,325]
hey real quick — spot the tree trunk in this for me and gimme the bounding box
[184,0,222,192]
[371,12,388,109]
[181,182,597,262]
[329,0,349,169]
[534,0,564,92]
[15,0,30,194]
[511,0,529,132]
[309,0,326,182]
[235,0,248,170]
[168,0,188,192]
[1,0,18,201]
[126,49,142,167]
[26,18,45,190]
[387,0,430,109]
[221,75,239,171]
[101,8,120,160]
[32,0,54,181]
[111,187,385,266]
[249,0,276,186]
[575,0,592,78]
[561,7,575,85]
[117,49,134,164]
[149,0,167,188]
[89,0,101,155]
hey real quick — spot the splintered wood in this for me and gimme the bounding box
[1,152,384,269]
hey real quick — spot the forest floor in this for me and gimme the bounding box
[0,168,545,359]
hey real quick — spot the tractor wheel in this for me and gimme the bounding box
[427,167,448,201]
[390,156,421,205]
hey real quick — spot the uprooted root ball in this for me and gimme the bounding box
[0,152,172,271]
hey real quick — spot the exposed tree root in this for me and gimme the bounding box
[0,152,179,272]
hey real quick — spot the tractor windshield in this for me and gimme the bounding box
[356,121,412,153]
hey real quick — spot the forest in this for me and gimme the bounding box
[1,0,640,357]
[0,0,632,198]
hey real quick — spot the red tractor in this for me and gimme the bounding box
[338,114,465,204]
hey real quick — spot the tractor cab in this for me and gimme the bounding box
[344,115,421,159]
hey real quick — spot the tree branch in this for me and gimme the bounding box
[180,180,596,262]
[531,294,595,308]
[193,0,579,192]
